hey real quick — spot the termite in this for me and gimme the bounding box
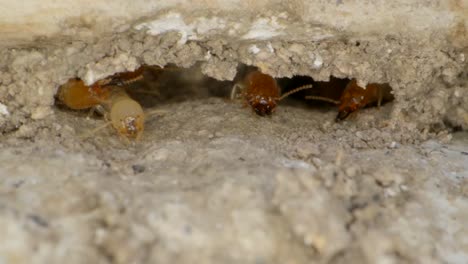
[56,66,145,110]
[98,86,146,140]
[305,78,394,120]
[80,86,165,142]
[56,78,110,110]
[231,70,314,116]
[56,66,152,140]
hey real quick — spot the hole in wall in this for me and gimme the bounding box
[54,63,394,140]
[278,75,349,109]
[280,75,394,120]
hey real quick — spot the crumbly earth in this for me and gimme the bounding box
[0,75,467,263]
[0,14,467,133]
[0,3,467,264]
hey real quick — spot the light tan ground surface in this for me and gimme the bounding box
[0,1,467,263]
[1,74,468,263]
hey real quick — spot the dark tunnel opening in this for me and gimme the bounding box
[54,64,394,140]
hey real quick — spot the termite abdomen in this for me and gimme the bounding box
[56,78,109,110]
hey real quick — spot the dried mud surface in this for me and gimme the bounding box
[0,24,467,134]
[0,77,467,263]
[0,8,467,263]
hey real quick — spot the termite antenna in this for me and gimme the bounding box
[120,74,144,85]
[79,122,112,139]
[104,74,144,87]
[304,95,340,105]
[278,84,314,101]
[145,109,167,119]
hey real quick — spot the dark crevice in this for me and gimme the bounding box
[53,63,395,140]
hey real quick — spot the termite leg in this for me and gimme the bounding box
[145,109,167,118]
[79,121,112,139]
[87,105,106,119]
[230,83,244,100]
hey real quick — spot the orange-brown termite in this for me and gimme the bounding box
[56,78,110,110]
[231,70,314,116]
[56,66,157,141]
[56,66,145,110]
[305,78,393,120]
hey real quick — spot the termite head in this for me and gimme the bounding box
[336,79,366,121]
[336,97,362,120]
[241,70,281,116]
[109,98,145,140]
[248,95,277,116]
[118,115,144,139]
[234,70,314,116]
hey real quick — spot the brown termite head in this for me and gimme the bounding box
[249,95,277,116]
[230,70,280,116]
[245,71,280,116]
[232,70,314,116]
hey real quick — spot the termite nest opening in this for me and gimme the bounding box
[278,75,394,120]
[54,63,394,140]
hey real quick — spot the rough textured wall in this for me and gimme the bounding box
[1,0,466,42]
[0,0,467,133]
[0,2,468,264]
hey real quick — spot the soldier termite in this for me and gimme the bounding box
[304,78,394,120]
[231,70,314,116]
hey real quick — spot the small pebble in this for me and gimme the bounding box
[389,141,398,149]
[132,164,145,174]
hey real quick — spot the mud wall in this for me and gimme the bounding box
[1,2,468,264]
[0,0,467,133]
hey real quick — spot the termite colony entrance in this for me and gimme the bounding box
[54,64,394,141]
